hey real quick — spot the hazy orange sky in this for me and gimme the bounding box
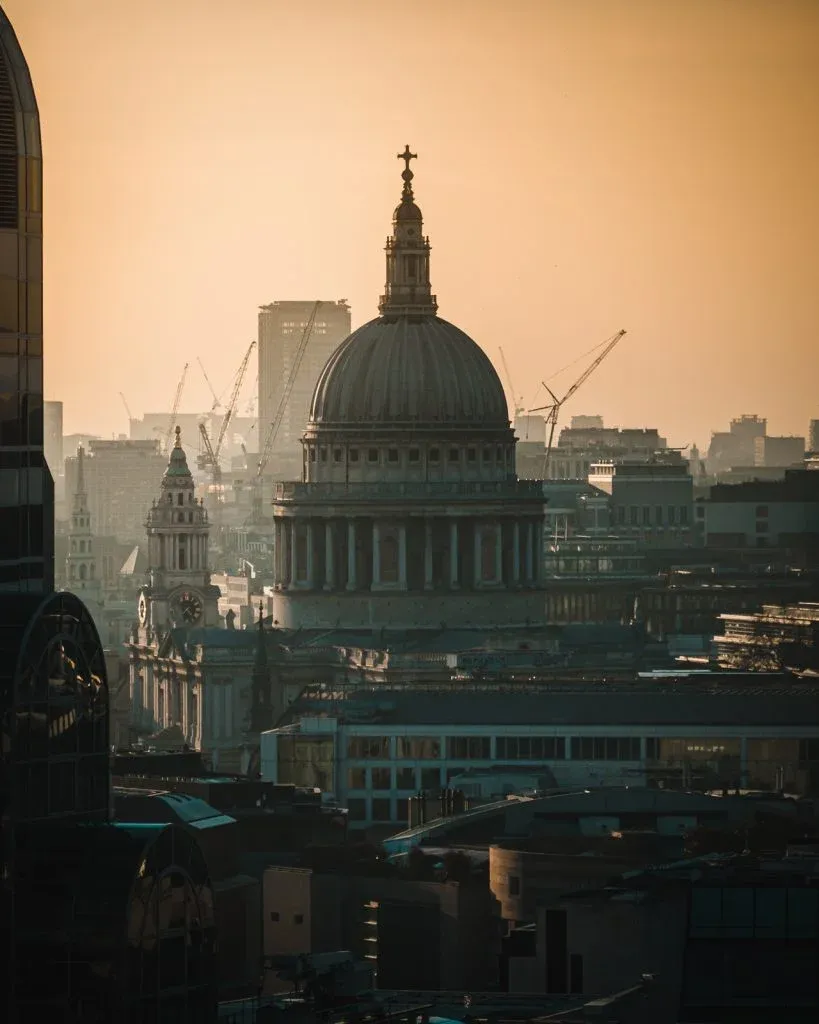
[7,0,819,448]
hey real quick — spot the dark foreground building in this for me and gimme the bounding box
[0,8,218,1020]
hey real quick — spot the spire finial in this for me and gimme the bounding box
[258,600,264,630]
[398,144,417,198]
[174,425,182,448]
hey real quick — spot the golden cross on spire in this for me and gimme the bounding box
[397,144,417,172]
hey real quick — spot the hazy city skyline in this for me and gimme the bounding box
[9,0,819,447]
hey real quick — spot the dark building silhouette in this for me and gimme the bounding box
[0,8,52,594]
[0,8,218,1021]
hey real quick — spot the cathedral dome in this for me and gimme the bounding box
[308,146,509,432]
[309,315,509,428]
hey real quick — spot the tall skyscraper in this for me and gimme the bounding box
[257,299,351,476]
[0,8,51,593]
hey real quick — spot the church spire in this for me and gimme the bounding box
[378,145,438,320]
[247,601,274,734]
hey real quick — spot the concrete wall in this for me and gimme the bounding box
[271,588,545,629]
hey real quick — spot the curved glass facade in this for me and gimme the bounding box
[15,821,217,1021]
[0,7,50,594]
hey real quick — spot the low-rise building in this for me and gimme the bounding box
[589,460,694,547]
[260,675,819,830]
[699,469,819,553]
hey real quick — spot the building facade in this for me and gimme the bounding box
[64,437,167,542]
[588,460,694,546]
[699,469,819,551]
[258,299,351,477]
[270,150,545,630]
[0,9,51,594]
[261,677,819,830]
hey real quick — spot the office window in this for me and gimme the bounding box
[496,446,504,462]
[347,737,390,758]
[420,767,441,791]
[349,448,359,462]
[347,767,366,789]
[756,505,769,518]
[447,736,491,759]
[645,737,660,759]
[655,506,663,526]
[448,448,459,463]
[333,448,342,463]
[668,506,676,526]
[395,736,441,759]
[368,448,379,463]
[483,448,492,462]
[629,506,638,525]
[574,737,641,761]
[495,736,566,759]
[756,519,769,533]
[467,447,477,463]
[387,448,399,463]
[347,798,367,821]
[429,447,440,463]
[508,874,521,896]
[679,505,689,525]
[396,766,415,789]
[408,448,420,463]
[319,447,327,462]
[642,506,651,526]
[371,767,391,790]
[371,798,392,822]
[269,912,280,922]
[293,914,304,925]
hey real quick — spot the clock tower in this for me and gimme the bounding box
[138,426,220,631]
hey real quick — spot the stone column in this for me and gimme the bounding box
[494,522,503,583]
[324,521,334,590]
[371,521,381,588]
[525,521,534,583]
[513,521,521,586]
[449,520,459,589]
[424,518,434,590]
[473,522,483,587]
[346,520,357,590]
[398,523,408,589]
[289,519,297,587]
[305,521,314,587]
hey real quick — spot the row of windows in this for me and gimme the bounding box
[348,736,639,761]
[308,445,510,466]
[616,505,690,527]
[346,736,819,763]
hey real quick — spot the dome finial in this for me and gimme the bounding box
[174,425,182,448]
[398,144,417,199]
[379,146,437,319]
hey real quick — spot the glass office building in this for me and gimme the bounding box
[0,7,51,594]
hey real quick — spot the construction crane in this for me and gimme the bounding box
[197,356,222,413]
[198,340,256,484]
[530,329,626,475]
[251,301,321,521]
[162,363,189,455]
[119,392,133,425]
[498,347,526,419]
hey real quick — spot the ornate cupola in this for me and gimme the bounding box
[138,427,220,631]
[378,145,438,320]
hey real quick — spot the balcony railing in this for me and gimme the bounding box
[274,479,545,502]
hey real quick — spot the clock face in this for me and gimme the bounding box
[138,592,148,626]
[173,590,203,625]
